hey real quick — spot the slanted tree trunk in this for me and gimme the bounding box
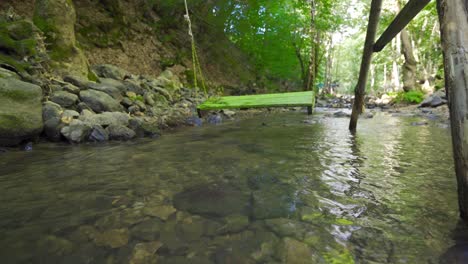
[397,0,418,92]
[400,24,418,91]
[349,0,383,131]
[437,0,468,222]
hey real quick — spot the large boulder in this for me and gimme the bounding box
[0,78,43,146]
[33,0,89,77]
[80,90,122,113]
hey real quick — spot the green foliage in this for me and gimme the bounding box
[394,91,425,104]
[323,249,355,264]
[128,94,145,103]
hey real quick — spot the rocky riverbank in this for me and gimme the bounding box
[0,63,222,148]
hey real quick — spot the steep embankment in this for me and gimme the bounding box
[1,0,255,89]
[0,0,256,147]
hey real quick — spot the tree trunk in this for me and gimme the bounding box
[398,0,418,93]
[437,0,468,222]
[349,0,383,131]
[306,0,316,91]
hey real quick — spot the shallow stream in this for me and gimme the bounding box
[0,109,465,263]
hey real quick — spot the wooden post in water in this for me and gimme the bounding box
[349,0,383,131]
[437,0,468,221]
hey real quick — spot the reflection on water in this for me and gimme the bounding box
[0,110,464,263]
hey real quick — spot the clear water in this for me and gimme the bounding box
[0,110,465,264]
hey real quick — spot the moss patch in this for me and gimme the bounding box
[0,21,38,57]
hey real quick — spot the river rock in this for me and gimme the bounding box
[252,184,300,220]
[80,89,122,113]
[129,242,162,264]
[62,84,80,95]
[124,80,146,95]
[92,64,128,80]
[88,82,123,100]
[43,101,63,121]
[206,113,223,124]
[154,69,183,91]
[142,204,176,220]
[61,119,92,143]
[430,95,446,107]
[88,125,109,142]
[217,215,249,234]
[99,78,126,92]
[106,124,136,141]
[63,75,91,89]
[37,235,74,256]
[144,92,156,106]
[44,117,63,141]
[265,218,307,240]
[0,68,20,79]
[80,112,129,127]
[50,91,78,108]
[129,118,161,138]
[173,183,251,217]
[131,219,164,241]
[62,110,80,122]
[278,238,316,264]
[121,97,133,108]
[0,78,43,146]
[94,228,129,248]
[333,111,351,118]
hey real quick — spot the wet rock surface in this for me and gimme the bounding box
[0,78,43,146]
[173,183,251,217]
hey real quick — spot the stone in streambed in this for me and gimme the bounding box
[94,228,129,249]
[252,184,301,220]
[217,214,249,234]
[264,218,308,240]
[37,235,74,256]
[129,242,162,264]
[142,204,176,220]
[173,183,251,217]
[278,238,318,264]
[131,219,164,241]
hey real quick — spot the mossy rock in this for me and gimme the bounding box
[0,20,39,58]
[33,0,89,78]
[0,78,43,146]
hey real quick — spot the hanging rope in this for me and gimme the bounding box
[184,0,207,97]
